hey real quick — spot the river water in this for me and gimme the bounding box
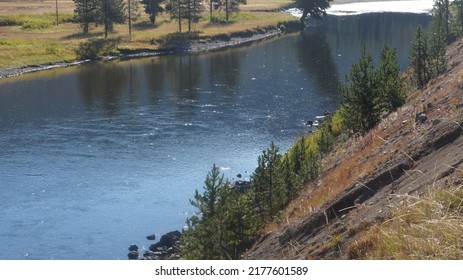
[0,12,430,259]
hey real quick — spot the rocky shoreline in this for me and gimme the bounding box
[0,28,283,79]
[128,230,183,260]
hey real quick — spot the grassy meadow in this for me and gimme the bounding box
[0,0,296,69]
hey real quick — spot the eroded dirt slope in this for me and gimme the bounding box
[245,38,463,260]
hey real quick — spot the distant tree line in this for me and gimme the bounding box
[73,0,249,36]
[72,0,334,36]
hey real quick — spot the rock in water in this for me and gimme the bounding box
[146,234,156,241]
[128,244,139,251]
[158,230,181,248]
[127,250,139,260]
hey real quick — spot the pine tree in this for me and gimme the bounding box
[295,0,331,24]
[376,45,405,112]
[410,25,430,88]
[183,164,227,259]
[99,0,127,38]
[182,164,259,259]
[429,17,447,76]
[186,0,204,31]
[452,0,463,37]
[433,0,451,41]
[169,0,189,32]
[316,123,335,155]
[141,0,165,25]
[251,142,284,219]
[340,46,379,133]
[73,0,99,34]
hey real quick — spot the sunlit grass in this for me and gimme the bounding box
[348,185,463,259]
[0,13,74,30]
[0,1,297,69]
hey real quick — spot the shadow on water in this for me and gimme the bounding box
[296,28,340,99]
[77,62,128,116]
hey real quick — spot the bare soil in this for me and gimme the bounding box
[244,38,463,259]
[0,0,75,15]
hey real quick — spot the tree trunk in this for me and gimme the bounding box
[128,0,132,36]
[178,0,181,32]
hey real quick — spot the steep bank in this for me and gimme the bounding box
[244,37,463,259]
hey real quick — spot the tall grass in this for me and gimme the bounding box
[348,185,463,259]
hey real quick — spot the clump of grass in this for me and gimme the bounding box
[348,186,463,259]
[320,234,343,253]
[75,38,121,59]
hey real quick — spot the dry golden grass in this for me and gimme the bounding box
[348,184,463,259]
[0,1,296,69]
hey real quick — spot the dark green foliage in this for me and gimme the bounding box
[376,45,406,112]
[452,0,463,36]
[73,0,99,34]
[433,0,451,42]
[168,0,203,32]
[251,142,284,218]
[294,0,332,23]
[142,0,165,25]
[429,17,447,76]
[75,37,120,59]
[410,25,430,88]
[182,164,260,259]
[99,0,127,38]
[341,45,405,134]
[317,123,335,155]
[340,46,379,134]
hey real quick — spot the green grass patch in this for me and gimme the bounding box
[208,11,259,24]
[0,13,75,30]
[0,38,76,68]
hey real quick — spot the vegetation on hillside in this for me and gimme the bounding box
[409,0,463,88]
[348,184,463,259]
[181,0,463,260]
[181,41,404,259]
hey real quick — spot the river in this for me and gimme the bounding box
[0,12,430,259]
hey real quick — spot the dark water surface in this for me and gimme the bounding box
[0,13,430,259]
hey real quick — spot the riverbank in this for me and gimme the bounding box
[0,0,435,79]
[0,0,298,78]
[0,26,288,79]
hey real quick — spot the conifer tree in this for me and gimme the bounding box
[73,0,99,34]
[251,142,283,219]
[433,0,451,41]
[376,45,405,112]
[410,25,430,88]
[99,0,127,37]
[340,46,379,133]
[183,164,226,259]
[142,0,165,24]
[182,164,260,259]
[429,17,447,76]
[295,0,332,24]
[452,0,463,37]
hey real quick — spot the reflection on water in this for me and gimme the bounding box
[0,13,430,259]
